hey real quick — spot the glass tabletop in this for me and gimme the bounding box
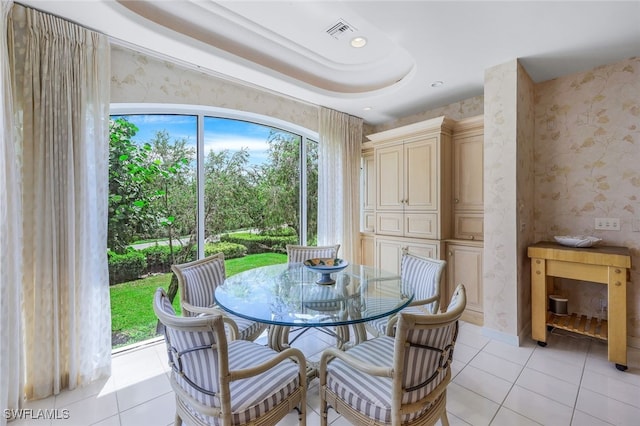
[214,263,413,327]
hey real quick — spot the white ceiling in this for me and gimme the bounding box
[17,0,640,125]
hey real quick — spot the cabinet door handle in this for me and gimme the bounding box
[454,198,459,204]
[448,251,453,256]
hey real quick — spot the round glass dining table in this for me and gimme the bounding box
[214,262,413,351]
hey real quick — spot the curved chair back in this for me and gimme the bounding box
[154,288,228,418]
[286,244,340,264]
[172,253,225,317]
[319,284,466,426]
[154,288,308,426]
[393,284,466,422]
[401,253,445,314]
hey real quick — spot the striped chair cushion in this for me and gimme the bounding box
[401,254,441,313]
[302,285,344,312]
[166,328,221,408]
[287,246,338,264]
[226,312,266,340]
[180,340,301,426]
[401,325,455,396]
[326,327,453,423]
[364,298,407,336]
[181,257,225,317]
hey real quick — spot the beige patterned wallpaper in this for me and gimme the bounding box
[534,57,640,341]
[110,45,319,132]
[367,95,484,134]
[483,59,521,338]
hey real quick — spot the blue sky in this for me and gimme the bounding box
[113,114,275,166]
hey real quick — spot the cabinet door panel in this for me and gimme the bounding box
[405,138,437,211]
[362,153,376,211]
[376,146,403,210]
[376,238,404,275]
[405,213,438,239]
[363,212,376,233]
[453,134,483,210]
[454,213,484,240]
[376,237,440,275]
[447,245,483,313]
[376,212,404,236]
[360,235,375,266]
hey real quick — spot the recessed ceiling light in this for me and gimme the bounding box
[351,36,367,48]
[431,80,444,88]
[363,106,372,111]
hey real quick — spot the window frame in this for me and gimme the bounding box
[109,103,319,257]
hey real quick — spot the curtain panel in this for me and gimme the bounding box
[9,4,111,400]
[318,107,363,263]
[1,0,24,422]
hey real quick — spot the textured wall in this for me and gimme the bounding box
[534,57,640,341]
[367,95,484,134]
[110,45,319,132]
[483,60,520,337]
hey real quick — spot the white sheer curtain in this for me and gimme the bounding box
[317,107,363,263]
[1,0,24,421]
[10,4,112,400]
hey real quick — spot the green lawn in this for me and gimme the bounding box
[110,252,287,349]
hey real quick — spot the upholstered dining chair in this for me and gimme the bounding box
[154,288,307,426]
[285,244,341,264]
[273,244,344,349]
[365,253,445,338]
[319,284,466,426]
[172,253,266,341]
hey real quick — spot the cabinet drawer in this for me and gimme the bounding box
[405,213,438,239]
[454,213,483,241]
[376,212,404,236]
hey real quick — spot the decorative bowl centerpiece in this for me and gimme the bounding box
[303,258,348,285]
[554,235,602,248]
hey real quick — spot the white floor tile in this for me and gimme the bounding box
[469,351,524,383]
[453,341,482,364]
[458,323,491,349]
[91,415,121,426]
[515,367,579,408]
[115,373,172,412]
[482,340,535,366]
[490,407,542,426]
[453,365,513,404]
[576,387,640,426]
[581,368,640,409]
[52,392,119,426]
[503,385,573,426]
[571,410,616,426]
[119,392,175,426]
[446,382,500,425]
[525,348,585,385]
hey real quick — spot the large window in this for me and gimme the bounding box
[107,105,318,348]
[109,105,318,256]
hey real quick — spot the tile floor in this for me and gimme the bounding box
[11,322,640,426]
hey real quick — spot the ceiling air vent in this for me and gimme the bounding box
[326,19,357,40]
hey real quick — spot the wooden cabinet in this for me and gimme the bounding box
[528,242,631,370]
[452,116,484,240]
[361,115,485,323]
[446,242,483,324]
[361,149,376,233]
[360,233,375,266]
[376,236,441,275]
[369,116,453,242]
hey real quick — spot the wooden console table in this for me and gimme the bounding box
[528,241,631,371]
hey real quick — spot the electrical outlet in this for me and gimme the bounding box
[595,217,620,231]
